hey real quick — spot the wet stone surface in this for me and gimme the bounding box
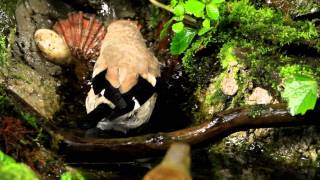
[0,0,76,119]
[13,0,66,76]
[266,0,320,18]
[208,126,320,179]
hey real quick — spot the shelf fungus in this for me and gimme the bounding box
[34,11,107,67]
[84,20,161,133]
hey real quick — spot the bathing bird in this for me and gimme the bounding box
[83,20,160,134]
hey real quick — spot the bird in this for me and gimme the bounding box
[83,20,161,134]
[143,143,192,180]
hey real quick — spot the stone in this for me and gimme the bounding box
[221,75,238,96]
[4,62,61,119]
[246,87,273,105]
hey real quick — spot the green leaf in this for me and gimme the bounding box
[60,171,85,180]
[173,4,184,16]
[0,163,39,180]
[206,3,219,20]
[211,0,225,4]
[173,15,184,21]
[0,35,8,66]
[198,18,211,35]
[0,151,39,180]
[170,28,197,55]
[184,0,205,18]
[172,22,184,33]
[160,18,174,40]
[20,112,38,130]
[170,0,178,7]
[282,74,318,115]
[0,151,16,166]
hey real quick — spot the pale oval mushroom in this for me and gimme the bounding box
[34,29,72,65]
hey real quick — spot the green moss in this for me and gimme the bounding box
[160,0,319,121]
[280,64,317,79]
[0,35,8,66]
[60,169,85,180]
[0,86,14,116]
[0,86,39,129]
[181,0,318,85]
[227,0,318,45]
[182,31,216,79]
[0,0,18,17]
[218,41,238,69]
[248,105,268,118]
[204,72,227,106]
[0,0,18,36]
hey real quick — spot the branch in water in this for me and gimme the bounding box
[57,104,319,161]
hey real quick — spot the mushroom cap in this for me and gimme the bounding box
[34,29,72,64]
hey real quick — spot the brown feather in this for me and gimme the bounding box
[93,20,160,93]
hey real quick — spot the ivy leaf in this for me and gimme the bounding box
[206,2,219,21]
[282,74,318,115]
[170,0,178,7]
[170,28,197,55]
[0,163,39,180]
[184,0,205,18]
[173,4,184,16]
[60,171,85,180]
[0,151,15,166]
[173,15,184,21]
[172,22,185,33]
[211,0,225,4]
[198,18,211,35]
[160,18,174,40]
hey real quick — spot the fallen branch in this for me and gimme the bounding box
[5,89,319,161]
[57,104,319,161]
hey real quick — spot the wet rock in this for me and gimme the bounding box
[2,62,61,119]
[1,0,70,119]
[266,0,320,18]
[0,10,14,35]
[246,87,273,105]
[13,0,69,76]
[209,126,320,179]
[84,0,136,18]
[220,74,238,96]
[193,76,226,122]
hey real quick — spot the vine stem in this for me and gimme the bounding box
[149,0,197,23]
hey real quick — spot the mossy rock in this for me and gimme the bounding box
[208,126,320,179]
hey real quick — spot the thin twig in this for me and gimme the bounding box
[149,0,197,24]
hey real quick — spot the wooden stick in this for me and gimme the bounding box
[58,104,318,161]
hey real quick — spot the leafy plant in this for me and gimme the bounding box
[20,112,39,130]
[150,0,225,55]
[0,35,8,66]
[0,151,15,166]
[60,170,85,180]
[0,151,39,180]
[281,73,318,116]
